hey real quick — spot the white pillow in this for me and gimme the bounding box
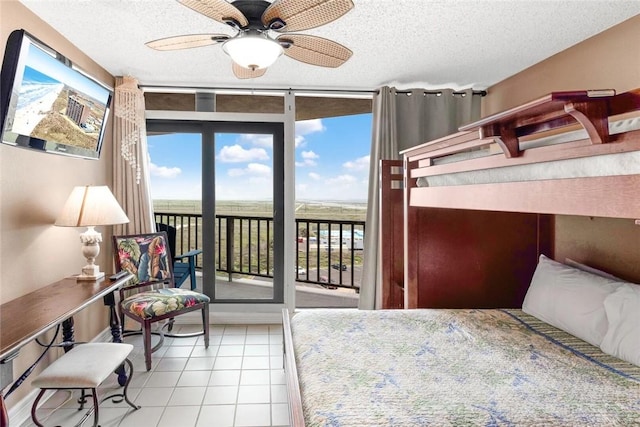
[601,284,640,366]
[564,258,620,281]
[522,255,624,346]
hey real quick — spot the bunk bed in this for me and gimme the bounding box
[403,89,640,309]
[283,89,640,426]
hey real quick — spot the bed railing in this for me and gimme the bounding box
[282,309,305,427]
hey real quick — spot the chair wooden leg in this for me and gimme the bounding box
[189,263,197,290]
[202,305,210,348]
[143,321,152,371]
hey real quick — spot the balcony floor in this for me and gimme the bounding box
[194,273,359,308]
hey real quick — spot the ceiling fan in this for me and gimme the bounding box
[146,0,354,79]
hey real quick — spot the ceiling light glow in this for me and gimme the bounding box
[223,34,283,70]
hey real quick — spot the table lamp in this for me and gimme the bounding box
[55,185,130,280]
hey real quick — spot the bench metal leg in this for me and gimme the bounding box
[30,389,47,427]
[30,358,139,427]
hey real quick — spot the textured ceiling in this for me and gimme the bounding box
[18,0,640,91]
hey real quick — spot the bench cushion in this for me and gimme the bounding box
[31,343,133,389]
[122,288,210,320]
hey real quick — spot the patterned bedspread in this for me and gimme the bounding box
[290,309,640,426]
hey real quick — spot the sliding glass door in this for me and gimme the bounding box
[147,120,284,304]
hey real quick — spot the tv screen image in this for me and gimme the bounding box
[0,30,112,159]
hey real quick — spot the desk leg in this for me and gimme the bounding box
[0,394,8,427]
[62,317,75,352]
[104,292,123,343]
[103,292,127,386]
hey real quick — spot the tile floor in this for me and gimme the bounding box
[21,324,290,427]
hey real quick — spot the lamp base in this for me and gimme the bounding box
[76,272,105,281]
[76,264,104,281]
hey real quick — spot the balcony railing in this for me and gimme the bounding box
[154,212,365,291]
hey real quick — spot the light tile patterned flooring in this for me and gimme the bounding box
[21,324,290,427]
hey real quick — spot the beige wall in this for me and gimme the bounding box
[483,15,640,115]
[0,0,116,408]
[483,14,640,282]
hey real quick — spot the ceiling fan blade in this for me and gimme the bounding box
[232,62,267,79]
[278,34,352,68]
[262,0,354,32]
[146,34,229,51]
[178,0,248,28]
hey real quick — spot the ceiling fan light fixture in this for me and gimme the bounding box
[222,33,283,70]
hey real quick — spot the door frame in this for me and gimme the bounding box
[146,98,296,321]
[204,121,285,304]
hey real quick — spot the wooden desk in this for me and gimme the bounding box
[0,274,132,426]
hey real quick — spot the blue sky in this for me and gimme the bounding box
[147,113,372,201]
[26,40,111,103]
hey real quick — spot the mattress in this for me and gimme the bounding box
[416,151,640,187]
[416,115,640,187]
[291,309,640,426]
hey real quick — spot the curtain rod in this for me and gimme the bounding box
[381,89,487,96]
[139,85,375,95]
[139,85,486,97]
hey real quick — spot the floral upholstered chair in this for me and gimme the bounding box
[113,231,210,371]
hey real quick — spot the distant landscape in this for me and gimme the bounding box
[153,199,367,289]
[153,199,368,221]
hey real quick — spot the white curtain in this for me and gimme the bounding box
[359,87,482,309]
[112,76,155,235]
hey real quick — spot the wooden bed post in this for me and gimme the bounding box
[403,157,419,309]
[380,160,405,309]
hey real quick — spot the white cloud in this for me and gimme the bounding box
[296,119,325,136]
[219,144,269,163]
[241,134,273,148]
[295,150,319,167]
[343,155,370,171]
[149,162,181,178]
[295,119,325,148]
[228,163,272,177]
[301,151,319,160]
[217,163,272,199]
[308,172,321,180]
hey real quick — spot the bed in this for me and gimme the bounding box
[283,254,640,425]
[283,88,640,426]
[284,307,640,426]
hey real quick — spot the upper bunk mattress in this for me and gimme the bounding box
[417,115,640,188]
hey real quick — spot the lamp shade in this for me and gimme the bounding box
[55,185,129,227]
[223,34,283,70]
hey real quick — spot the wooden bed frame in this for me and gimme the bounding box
[283,88,640,426]
[402,89,640,309]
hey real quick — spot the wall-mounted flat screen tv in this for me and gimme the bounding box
[0,29,112,160]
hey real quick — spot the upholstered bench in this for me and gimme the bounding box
[30,343,139,427]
